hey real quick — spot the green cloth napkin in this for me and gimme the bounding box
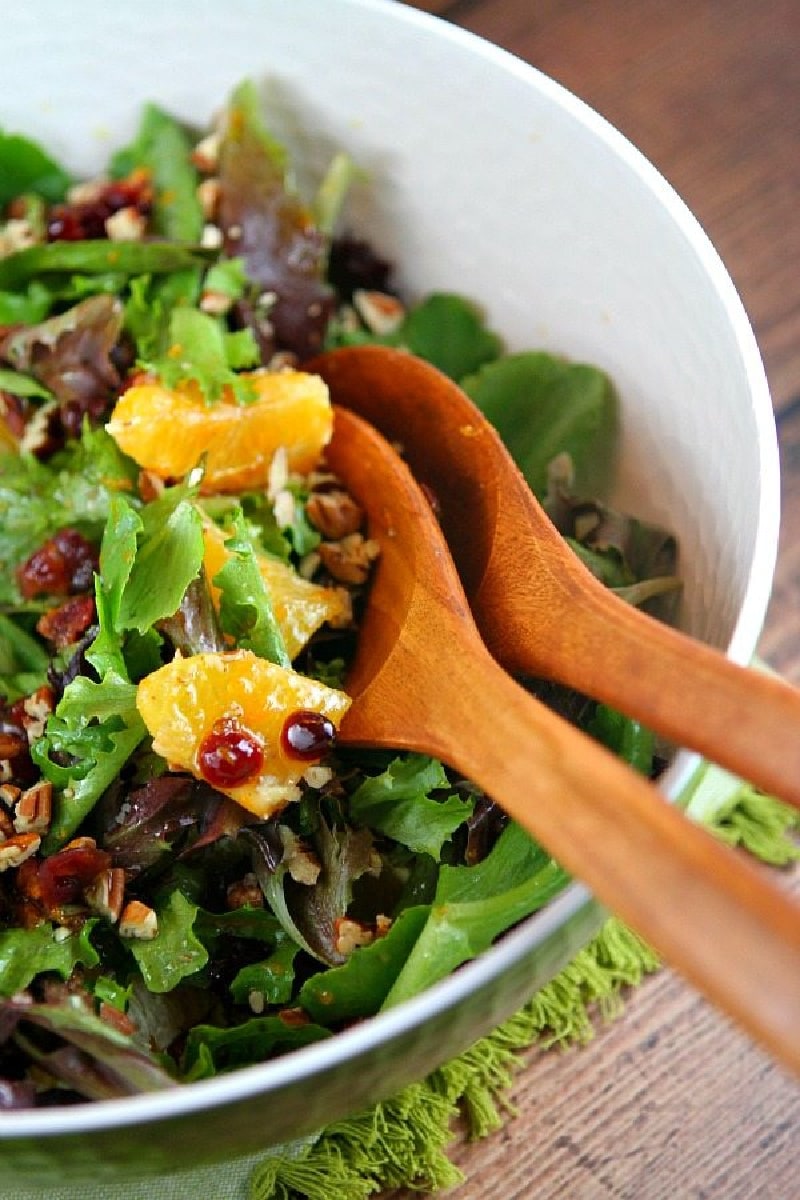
[8,763,799,1200]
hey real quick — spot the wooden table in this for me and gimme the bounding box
[395,3,800,1196]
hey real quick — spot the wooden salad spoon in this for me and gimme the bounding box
[312,345,800,811]
[326,405,800,1075]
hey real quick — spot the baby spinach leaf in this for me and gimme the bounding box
[462,351,617,500]
[395,293,502,380]
[0,131,71,205]
[348,754,473,858]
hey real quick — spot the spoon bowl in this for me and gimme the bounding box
[313,346,800,811]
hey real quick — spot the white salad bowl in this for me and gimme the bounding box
[0,0,779,1186]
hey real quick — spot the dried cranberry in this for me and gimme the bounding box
[38,846,112,910]
[17,529,98,599]
[280,710,336,761]
[198,720,264,788]
[36,593,96,649]
[46,172,152,243]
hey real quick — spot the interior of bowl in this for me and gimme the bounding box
[0,0,779,1170]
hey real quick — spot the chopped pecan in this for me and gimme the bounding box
[306,489,364,540]
[352,289,405,336]
[226,873,264,910]
[317,533,380,585]
[119,900,158,940]
[333,916,375,957]
[85,867,126,923]
[0,833,41,872]
[36,593,96,649]
[13,780,52,835]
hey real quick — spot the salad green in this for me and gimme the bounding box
[0,81,680,1107]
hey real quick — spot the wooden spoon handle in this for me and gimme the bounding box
[428,641,800,1075]
[476,538,800,808]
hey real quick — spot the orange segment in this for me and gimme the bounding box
[136,649,351,818]
[201,519,351,660]
[106,369,332,493]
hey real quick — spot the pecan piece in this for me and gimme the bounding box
[13,780,52,835]
[119,900,158,940]
[306,489,364,540]
[317,533,380,585]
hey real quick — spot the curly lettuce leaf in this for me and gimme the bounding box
[348,754,473,858]
[34,671,147,851]
[0,920,100,995]
[124,890,208,994]
[212,509,289,666]
[142,306,259,404]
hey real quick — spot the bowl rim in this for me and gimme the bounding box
[0,0,780,1141]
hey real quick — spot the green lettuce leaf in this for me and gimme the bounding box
[124,269,202,360]
[109,103,203,243]
[142,307,259,405]
[180,1014,330,1081]
[229,939,300,1007]
[0,240,207,291]
[212,510,289,666]
[34,671,147,851]
[0,131,71,205]
[462,351,618,500]
[298,905,429,1024]
[348,754,473,858]
[0,612,50,699]
[115,479,205,635]
[0,920,99,995]
[125,890,208,994]
[384,823,569,1007]
[0,427,135,602]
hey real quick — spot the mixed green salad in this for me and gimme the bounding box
[0,81,680,1106]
